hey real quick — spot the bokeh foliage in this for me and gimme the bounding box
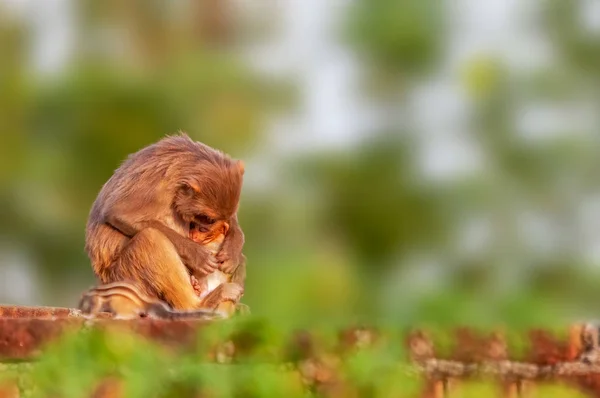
[1,0,600,328]
[0,320,591,398]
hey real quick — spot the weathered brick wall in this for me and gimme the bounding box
[2,305,600,397]
[407,326,600,397]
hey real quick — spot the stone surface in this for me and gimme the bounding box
[0,306,81,319]
[89,318,212,349]
[0,318,83,360]
[0,305,214,360]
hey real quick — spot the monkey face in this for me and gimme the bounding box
[189,219,229,244]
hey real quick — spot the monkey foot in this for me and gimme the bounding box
[220,283,244,302]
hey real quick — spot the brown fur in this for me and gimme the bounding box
[85,133,246,310]
[78,281,225,320]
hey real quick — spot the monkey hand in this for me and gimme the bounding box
[216,245,240,274]
[220,283,244,303]
[181,241,219,277]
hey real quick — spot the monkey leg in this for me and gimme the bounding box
[110,227,201,310]
[217,301,237,316]
[200,283,244,316]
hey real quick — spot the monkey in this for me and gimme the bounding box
[78,281,226,320]
[188,221,247,317]
[85,133,246,311]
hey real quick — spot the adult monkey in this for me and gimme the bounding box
[85,133,246,310]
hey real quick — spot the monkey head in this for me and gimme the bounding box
[173,151,245,232]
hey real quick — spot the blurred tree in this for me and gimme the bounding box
[0,16,29,188]
[337,0,600,323]
[345,0,445,94]
[544,0,600,78]
[3,0,600,326]
[0,1,291,295]
[304,135,448,271]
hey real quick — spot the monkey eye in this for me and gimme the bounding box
[180,183,195,196]
[196,214,215,225]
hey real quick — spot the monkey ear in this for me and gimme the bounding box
[180,180,201,194]
[236,160,245,175]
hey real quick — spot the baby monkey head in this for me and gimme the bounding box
[174,151,245,232]
[189,218,229,245]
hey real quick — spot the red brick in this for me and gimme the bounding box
[0,315,213,360]
[0,305,78,319]
[0,318,82,360]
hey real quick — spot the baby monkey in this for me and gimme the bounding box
[78,281,226,320]
[188,219,246,317]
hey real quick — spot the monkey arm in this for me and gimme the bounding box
[230,256,249,315]
[106,210,187,251]
[105,212,218,275]
[216,214,245,273]
[104,211,139,238]
[230,214,245,253]
[229,254,246,287]
[200,282,243,313]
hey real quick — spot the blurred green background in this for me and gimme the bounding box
[2,0,600,329]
